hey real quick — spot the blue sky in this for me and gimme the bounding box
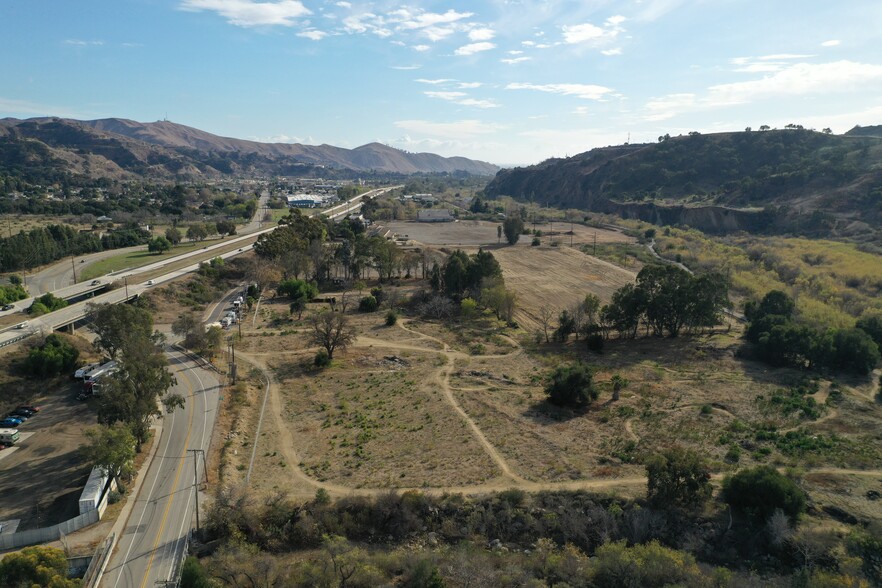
[3,1,882,165]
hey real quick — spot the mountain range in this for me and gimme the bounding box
[484,127,882,239]
[0,117,499,179]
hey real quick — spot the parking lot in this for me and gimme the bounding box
[0,381,97,531]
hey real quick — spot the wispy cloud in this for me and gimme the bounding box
[297,29,328,40]
[179,0,310,27]
[412,44,430,52]
[64,39,105,46]
[390,64,421,70]
[425,91,466,100]
[424,89,499,109]
[416,78,456,85]
[501,56,531,65]
[644,60,882,121]
[506,82,615,100]
[821,39,841,47]
[394,119,502,138]
[454,42,495,56]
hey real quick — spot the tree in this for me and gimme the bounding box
[310,311,355,360]
[88,303,154,360]
[480,279,517,322]
[610,374,628,401]
[0,545,79,588]
[497,224,502,244]
[502,215,524,245]
[722,466,806,522]
[645,446,712,509]
[855,314,882,350]
[215,219,237,236]
[172,313,223,359]
[538,305,554,343]
[180,557,212,588]
[147,236,172,254]
[186,223,208,242]
[828,328,879,375]
[545,362,597,407]
[81,424,136,485]
[165,226,182,245]
[554,309,576,342]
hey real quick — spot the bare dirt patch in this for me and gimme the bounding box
[492,245,636,331]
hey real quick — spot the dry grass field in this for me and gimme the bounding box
[209,225,882,531]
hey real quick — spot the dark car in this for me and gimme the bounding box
[8,410,32,420]
[1,304,13,311]
[0,418,23,428]
[91,279,101,285]
[17,405,40,413]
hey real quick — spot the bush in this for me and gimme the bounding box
[23,334,79,376]
[28,292,67,315]
[645,447,712,509]
[545,362,597,407]
[314,349,331,367]
[359,295,379,312]
[180,556,212,588]
[722,466,806,522]
[531,237,540,246]
[589,541,707,588]
[586,333,604,353]
[385,310,398,326]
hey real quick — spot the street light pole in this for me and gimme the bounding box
[187,449,205,533]
[124,276,129,299]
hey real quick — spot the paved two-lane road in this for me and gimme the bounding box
[101,349,221,588]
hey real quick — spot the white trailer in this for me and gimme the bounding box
[0,429,20,445]
[78,466,110,514]
[74,362,101,379]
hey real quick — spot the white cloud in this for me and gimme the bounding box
[506,82,615,100]
[424,89,499,109]
[416,78,456,85]
[562,15,625,47]
[508,50,524,55]
[412,44,430,52]
[394,119,502,139]
[458,82,483,89]
[179,0,311,27]
[393,8,473,30]
[758,53,813,61]
[390,64,421,70]
[335,1,351,7]
[297,29,328,40]
[709,60,882,105]
[468,27,495,41]
[425,91,467,100]
[455,42,495,56]
[821,39,841,47]
[501,56,531,64]
[642,60,882,121]
[64,39,104,46]
[422,26,455,41]
[634,0,688,22]
[521,40,536,47]
[601,48,622,56]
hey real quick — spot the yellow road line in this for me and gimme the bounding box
[139,362,195,588]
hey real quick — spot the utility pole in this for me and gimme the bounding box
[187,449,205,533]
[71,257,77,284]
[124,276,129,299]
[570,221,574,247]
[593,232,597,256]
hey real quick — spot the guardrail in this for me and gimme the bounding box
[82,532,115,588]
[0,331,36,348]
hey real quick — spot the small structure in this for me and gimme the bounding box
[286,194,324,208]
[417,209,454,222]
[78,467,110,515]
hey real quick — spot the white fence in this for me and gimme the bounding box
[0,477,115,551]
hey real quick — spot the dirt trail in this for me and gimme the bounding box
[238,321,882,500]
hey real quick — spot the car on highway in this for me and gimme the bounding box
[91,279,101,285]
[15,321,28,329]
[17,405,40,413]
[0,418,23,428]
[1,304,14,311]
[146,280,154,286]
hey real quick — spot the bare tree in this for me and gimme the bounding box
[538,305,555,343]
[310,311,355,360]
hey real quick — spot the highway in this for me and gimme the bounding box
[101,348,221,588]
[0,186,398,342]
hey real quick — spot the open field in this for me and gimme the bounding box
[379,219,630,248]
[492,245,636,331]
[0,214,93,237]
[79,241,204,281]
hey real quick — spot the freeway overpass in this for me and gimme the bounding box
[0,186,400,348]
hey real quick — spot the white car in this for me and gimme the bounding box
[146,280,154,286]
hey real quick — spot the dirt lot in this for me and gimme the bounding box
[0,380,98,531]
[378,220,630,248]
[492,245,636,331]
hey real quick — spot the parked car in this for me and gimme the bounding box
[17,405,41,413]
[8,410,32,420]
[1,304,14,311]
[0,418,23,428]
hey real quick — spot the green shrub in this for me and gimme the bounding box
[314,349,331,367]
[359,295,379,312]
[586,333,604,353]
[722,465,806,522]
[545,362,597,407]
[23,334,79,376]
[180,556,212,588]
[589,541,707,588]
[645,446,712,509]
[531,237,540,246]
[385,310,398,326]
